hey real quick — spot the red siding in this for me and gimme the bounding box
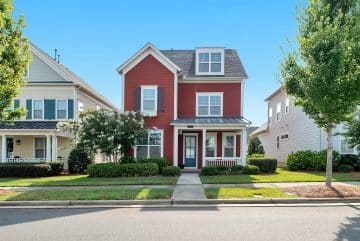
[178,83,242,117]
[124,55,175,164]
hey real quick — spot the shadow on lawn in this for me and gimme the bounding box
[334,205,360,241]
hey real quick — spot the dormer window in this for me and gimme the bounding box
[195,48,224,75]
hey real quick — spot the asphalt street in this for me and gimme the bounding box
[0,205,359,241]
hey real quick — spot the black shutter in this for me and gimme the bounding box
[157,87,164,112]
[134,87,141,112]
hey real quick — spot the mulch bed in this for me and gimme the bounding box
[283,184,360,198]
[0,189,12,196]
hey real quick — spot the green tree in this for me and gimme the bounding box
[0,0,31,121]
[59,110,147,162]
[345,110,360,151]
[248,137,265,155]
[280,0,360,186]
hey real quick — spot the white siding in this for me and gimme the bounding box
[257,91,355,165]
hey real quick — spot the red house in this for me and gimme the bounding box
[117,43,250,169]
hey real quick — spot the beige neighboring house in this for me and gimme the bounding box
[250,87,357,165]
[0,43,117,168]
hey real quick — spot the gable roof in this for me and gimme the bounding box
[161,49,248,79]
[249,122,269,137]
[30,43,118,111]
[117,42,181,75]
[264,87,284,101]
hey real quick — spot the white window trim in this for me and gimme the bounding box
[32,99,44,120]
[285,97,290,115]
[195,48,225,75]
[134,129,164,159]
[140,85,158,116]
[222,133,236,158]
[33,136,46,159]
[196,92,223,117]
[281,132,289,141]
[276,102,281,122]
[182,133,198,169]
[339,136,356,154]
[78,100,84,113]
[205,132,217,158]
[55,99,68,120]
[268,107,273,125]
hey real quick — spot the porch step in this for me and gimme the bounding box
[182,169,201,173]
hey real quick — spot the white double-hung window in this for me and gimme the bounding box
[196,93,223,117]
[195,48,225,75]
[56,99,68,119]
[223,134,236,157]
[268,107,273,125]
[33,99,44,119]
[135,130,163,159]
[141,86,157,115]
[276,102,281,122]
[285,97,290,114]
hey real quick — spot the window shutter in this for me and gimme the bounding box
[44,99,55,120]
[26,99,32,119]
[14,99,20,109]
[134,87,141,112]
[157,87,164,112]
[68,99,74,119]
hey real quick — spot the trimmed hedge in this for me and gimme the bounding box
[201,165,244,176]
[337,165,354,173]
[88,163,158,177]
[248,158,277,173]
[163,166,182,176]
[0,164,51,177]
[49,162,64,175]
[243,165,260,175]
[201,166,221,176]
[138,157,169,174]
[230,165,244,174]
[286,150,339,171]
[119,156,136,164]
[337,154,360,171]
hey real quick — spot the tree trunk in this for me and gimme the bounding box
[326,127,333,187]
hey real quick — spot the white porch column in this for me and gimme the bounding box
[241,128,248,166]
[1,135,6,163]
[173,127,178,166]
[46,135,51,162]
[202,128,206,168]
[51,135,57,161]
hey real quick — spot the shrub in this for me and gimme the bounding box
[337,165,354,173]
[68,145,93,174]
[230,165,244,174]
[88,163,158,177]
[249,158,277,173]
[49,161,64,175]
[216,165,231,175]
[0,164,50,177]
[139,157,169,174]
[286,150,339,171]
[243,165,260,175]
[201,166,221,176]
[119,156,136,164]
[337,154,360,171]
[163,166,182,176]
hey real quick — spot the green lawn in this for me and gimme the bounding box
[201,168,360,184]
[0,188,173,201]
[0,175,178,187]
[205,187,296,199]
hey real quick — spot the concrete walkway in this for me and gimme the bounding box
[171,173,206,200]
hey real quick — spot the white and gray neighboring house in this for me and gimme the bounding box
[0,43,118,167]
[250,87,357,165]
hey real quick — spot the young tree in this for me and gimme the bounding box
[59,110,147,162]
[281,0,360,186]
[0,0,31,121]
[248,137,265,155]
[345,110,360,151]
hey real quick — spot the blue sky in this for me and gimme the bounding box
[14,0,302,126]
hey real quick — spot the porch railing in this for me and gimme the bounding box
[5,158,47,164]
[205,157,243,167]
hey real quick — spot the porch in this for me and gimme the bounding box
[171,117,250,169]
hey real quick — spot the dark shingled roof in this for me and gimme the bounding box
[0,121,59,130]
[160,49,248,79]
[170,117,250,125]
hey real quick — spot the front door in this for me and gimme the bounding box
[184,135,197,168]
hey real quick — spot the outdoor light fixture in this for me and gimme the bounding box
[16,139,21,145]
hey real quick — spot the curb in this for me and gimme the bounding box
[0,198,359,207]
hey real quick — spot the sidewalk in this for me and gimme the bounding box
[171,173,206,200]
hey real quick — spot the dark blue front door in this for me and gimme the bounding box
[184,135,196,168]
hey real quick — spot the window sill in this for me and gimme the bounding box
[142,111,157,117]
